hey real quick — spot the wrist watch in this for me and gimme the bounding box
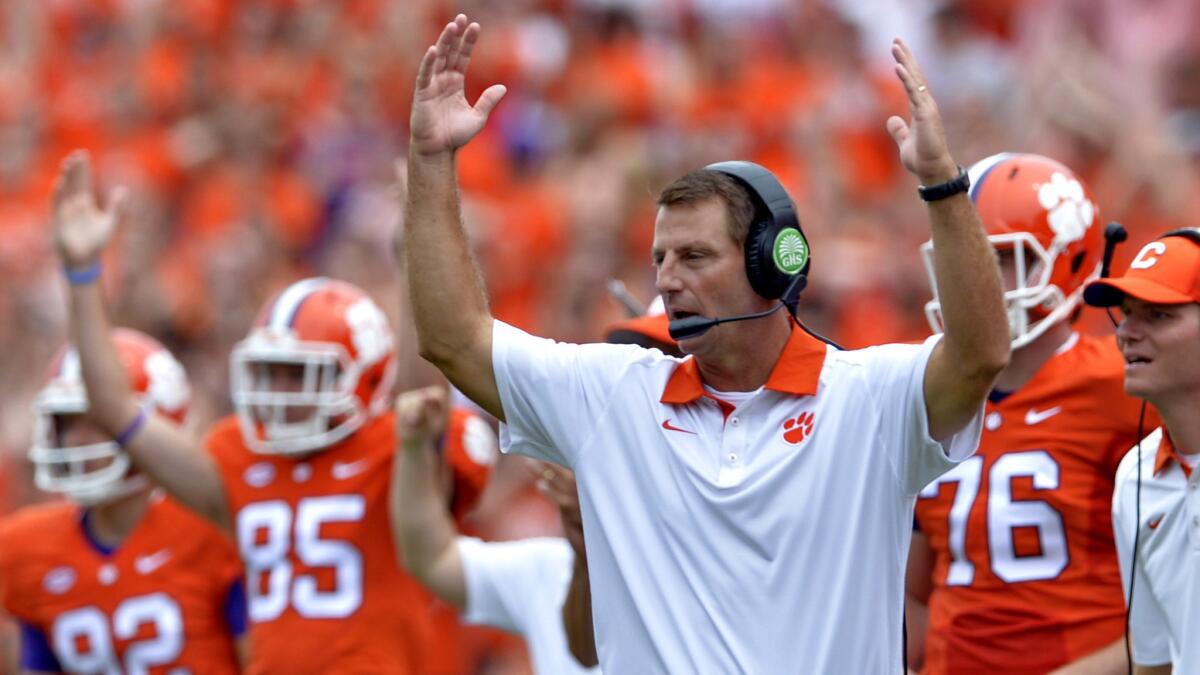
[917,166,970,202]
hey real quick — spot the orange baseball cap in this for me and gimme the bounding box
[603,296,679,352]
[605,313,675,348]
[1084,230,1200,307]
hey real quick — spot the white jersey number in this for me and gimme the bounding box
[237,495,365,622]
[53,593,185,675]
[919,450,1068,585]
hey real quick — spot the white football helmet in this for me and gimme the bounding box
[30,330,190,505]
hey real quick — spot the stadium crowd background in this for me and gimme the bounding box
[0,0,1197,671]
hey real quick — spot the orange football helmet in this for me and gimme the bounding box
[231,277,397,456]
[922,153,1103,349]
[31,329,190,505]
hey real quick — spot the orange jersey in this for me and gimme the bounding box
[915,333,1155,673]
[0,495,243,674]
[206,407,492,675]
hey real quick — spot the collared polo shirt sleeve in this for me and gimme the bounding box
[492,320,646,467]
[1112,447,1173,666]
[861,335,984,494]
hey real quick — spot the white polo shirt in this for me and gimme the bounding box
[1113,427,1200,670]
[457,536,600,675]
[492,320,982,673]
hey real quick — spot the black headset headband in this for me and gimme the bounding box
[1161,227,1200,246]
[703,160,810,300]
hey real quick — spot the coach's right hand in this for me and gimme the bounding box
[409,13,506,157]
[51,150,126,271]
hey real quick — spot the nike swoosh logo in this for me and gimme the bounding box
[661,419,696,435]
[1024,406,1063,425]
[134,549,172,575]
[332,459,370,480]
[1148,514,1165,530]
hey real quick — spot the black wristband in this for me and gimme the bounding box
[917,167,970,202]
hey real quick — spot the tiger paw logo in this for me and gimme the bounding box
[782,411,815,445]
[1038,172,1095,245]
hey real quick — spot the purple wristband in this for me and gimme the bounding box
[115,408,147,447]
[65,263,101,285]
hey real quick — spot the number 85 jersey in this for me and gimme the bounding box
[913,333,1153,674]
[206,407,491,674]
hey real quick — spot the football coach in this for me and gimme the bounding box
[399,14,1009,674]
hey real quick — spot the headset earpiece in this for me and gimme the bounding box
[703,161,810,301]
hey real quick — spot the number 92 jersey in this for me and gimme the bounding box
[913,333,1154,673]
[0,495,243,674]
[205,407,492,674]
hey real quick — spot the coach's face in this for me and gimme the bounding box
[1116,298,1200,402]
[652,198,771,359]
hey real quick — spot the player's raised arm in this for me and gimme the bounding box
[52,150,230,529]
[389,386,467,609]
[884,39,1009,441]
[401,14,507,420]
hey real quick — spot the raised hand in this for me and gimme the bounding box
[409,14,507,157]
[52,150,127,271]
[885,39,959,186]
[395,385,450,448]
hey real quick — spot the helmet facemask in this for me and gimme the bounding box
[231,331,366,456]
[29,393,147,506]
[923,231,1095,350]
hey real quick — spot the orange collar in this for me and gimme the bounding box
[660,327,826,405]
[1154,428,1193,479]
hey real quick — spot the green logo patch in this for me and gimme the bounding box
[772,228,809,275]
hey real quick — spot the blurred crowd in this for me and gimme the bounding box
[0,0,1198,669]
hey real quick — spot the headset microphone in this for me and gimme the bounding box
[667,274,808,341]
[1101,222,1128,279]
[1100,222,1128,328]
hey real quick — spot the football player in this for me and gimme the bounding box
[907,153,1155,673]
[51,150,497,673]
[0,330,246,674]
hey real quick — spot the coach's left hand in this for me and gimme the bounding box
[885,38,959,186]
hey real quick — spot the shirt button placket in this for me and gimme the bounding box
[717,411,746,485]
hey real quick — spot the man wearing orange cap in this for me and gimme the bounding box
[1083,228,1200,674]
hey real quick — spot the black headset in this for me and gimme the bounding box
[1162,227,1200,247]
[696,161,843,351]
[704,161,811,301]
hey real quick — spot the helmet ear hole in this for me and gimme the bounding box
[1071,251,1085,274]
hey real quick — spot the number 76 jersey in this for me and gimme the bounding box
[206,412,440,674]
[913,333,1154,674]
